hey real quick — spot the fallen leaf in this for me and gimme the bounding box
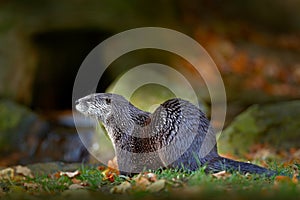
[145,172,157,182]
[107,157,119,171]
[292,174,299,184]
[102,168,116,182]
[60,170,80,178]
[100,157,120,183]
[274,175,295,186]
[23,182,40,190]
[283,159,300,167]
[133,174,151,190]
[48,172,61,179]
[15,165,33,178]
[292,150,300,159]
[146,179,166,192]
[110,181,131,194]
[97,166,106,171]
[229,52,248,74]
[71,178,82,184]
[68,184,85,190]
[212,171,231,179]
[0,168,14,180]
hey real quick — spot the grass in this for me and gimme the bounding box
[0,163,299,200]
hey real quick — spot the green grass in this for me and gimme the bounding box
[0,163,299,200]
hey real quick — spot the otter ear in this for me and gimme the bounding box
[105,98,111,104]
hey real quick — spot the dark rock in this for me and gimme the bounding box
[0,99,38,153]
[0,99,91,166]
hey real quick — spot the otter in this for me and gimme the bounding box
[75,93,275,176]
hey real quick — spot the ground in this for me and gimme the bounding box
[0,149,299,200]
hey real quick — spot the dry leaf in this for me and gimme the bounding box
[283,159,300,167]
[292,174,299,184]
[102,168,116,182]
[274,175,294,186]
[145,172,157,182]
[0,168,14,180]
[15,165,33,178]
[212,171,231,179]
[68,184,85,190]
[97,166,106,171]
[133,175,151,190]
[146,179,166,192]
[48,172,61,179]
[107,156,119,170]
[72,178,82,184]
[102,165,119,182]
[110,181,131,194]
[101,156,120,182]
[292,149,300,159]
[60,170,80,178]
[23,182,40,190]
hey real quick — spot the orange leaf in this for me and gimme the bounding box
[274,176,295,185]
[97,166,106,171]
[275,176,291,182]
[72,178,82,184]
[292,174,298,184]
[102,167,119,182]
[48,172,61,179]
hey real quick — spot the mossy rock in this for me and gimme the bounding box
[0,99,37,153]
[218,100,300,156]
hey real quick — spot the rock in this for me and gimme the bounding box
[218,100,300,156]
[0,100,91,165]
[0,99,38,153]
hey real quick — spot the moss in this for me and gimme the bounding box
[219,105,261,156]
[219,101,300,156]
[0,100,23,131]
[0,99,36,152]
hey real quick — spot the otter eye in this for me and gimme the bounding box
[105,98,111,104]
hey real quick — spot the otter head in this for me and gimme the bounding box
[75,93,130,123]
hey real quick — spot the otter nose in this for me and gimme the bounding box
[75,100,89,113]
